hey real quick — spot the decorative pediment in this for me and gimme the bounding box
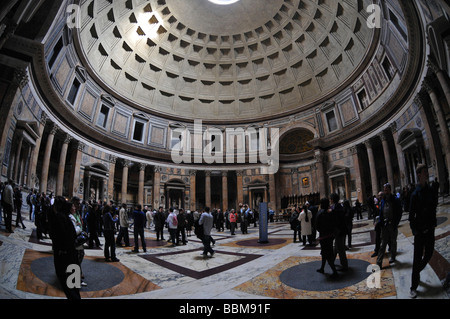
[327,165,349,178]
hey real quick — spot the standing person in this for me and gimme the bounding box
[289,206,301,243]
[315,198,338,278]
[216,209,224,232]
[154,206,166,241]
[176,208,187,245]
[229,209,237,235]
[116,203,131,247]
[132,204,147,253]
[371,192,384,258]
[69,201,87,287]
[102,205,119,262]
[145,206,153,229]
[2,179,14,233]
[355,199,363,220]
[186,210,194,237]
[376,183,402,268]
[409,164,438,298]
[343,200,353,249]
[199,207,214,258]
[166,208,178,247]
[331,193,348,271]
[87,203,101,249]
[298,204,313,246]
[48,196,80,299]
[14,187,25,229]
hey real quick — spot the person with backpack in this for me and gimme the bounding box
[290,206,301,243]
[166,207,178,247]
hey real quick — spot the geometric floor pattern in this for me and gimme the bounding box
[1,200,449,301]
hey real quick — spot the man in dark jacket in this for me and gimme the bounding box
[376,183,403,268]
[408,164,438,298]
[132,204,147,252]
[48,196,81,299]
[154,206,166,241]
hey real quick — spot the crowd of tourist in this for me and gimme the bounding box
[0,162,442,299]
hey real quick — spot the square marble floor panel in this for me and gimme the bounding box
[141,249,263,279]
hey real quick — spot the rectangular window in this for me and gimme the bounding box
[357,89,369,110]
[67,78,81,105]
[133,121,145,142]
[326,111,338,132]
[97,105,110,128]
[382,57,394,81]
[389,9,408,41]
[170,130,182,150]
[48,37,63,69]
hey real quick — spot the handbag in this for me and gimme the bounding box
[75,231,89,246]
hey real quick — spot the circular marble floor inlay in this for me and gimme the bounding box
[279,259,371,291]
[31,257,124,292]
[236,238,287,247]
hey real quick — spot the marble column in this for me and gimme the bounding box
[40,124,58,194]
[28,113,47,188]
[364,139,379,195]
[13,134,23,183]
[190,170,196,211]
[222,171,228,211]
[153,166,161,208]
[390,122,407,188]
[379,131,395,187]
[349,145,365,203]
[205,171,211,208]
[429,60,450,109]
[236,170,244,206]
[56,134,72,196]
[424,78,450,183]
[71,141,85,198]
[314,150,327,197]
[121,160,130,205]
[138,163,146,207]
[107,155,116,202]
[268,173,276,211]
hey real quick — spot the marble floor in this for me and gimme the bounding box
[1,201,449,301]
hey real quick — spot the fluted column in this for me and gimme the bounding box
[389,122,407,188]
[236,170,244,206]
[28,113,47,188]
[70,142,85,198]
[379,131,394,186]
[314,150,327,197]
[205,171,211,208]
[13,134,24,182]
[190,170,196,211]
[429,60,450,109]
[40,124,58,194]
[56,134,72,196]
[222,171,228,211]
[121,160,130,205]
[424,78,450,183]
[138,163,146,207]
[153,166,161,208]
[364,139,379,195]
[107,155,116,201]
[349,145,365,203]
[268,173,276,211]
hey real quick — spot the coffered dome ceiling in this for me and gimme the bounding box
[77,0,376,122]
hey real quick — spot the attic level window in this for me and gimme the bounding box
[67,78,81,105]
[133,121,145,142]
[48,37,63,69]
[97,105,110,128]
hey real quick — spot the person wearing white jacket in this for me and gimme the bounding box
[298,204,313,246]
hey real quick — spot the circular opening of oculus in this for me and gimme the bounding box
[208,0,241,5]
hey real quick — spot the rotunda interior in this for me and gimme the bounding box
[0,0,449,302]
